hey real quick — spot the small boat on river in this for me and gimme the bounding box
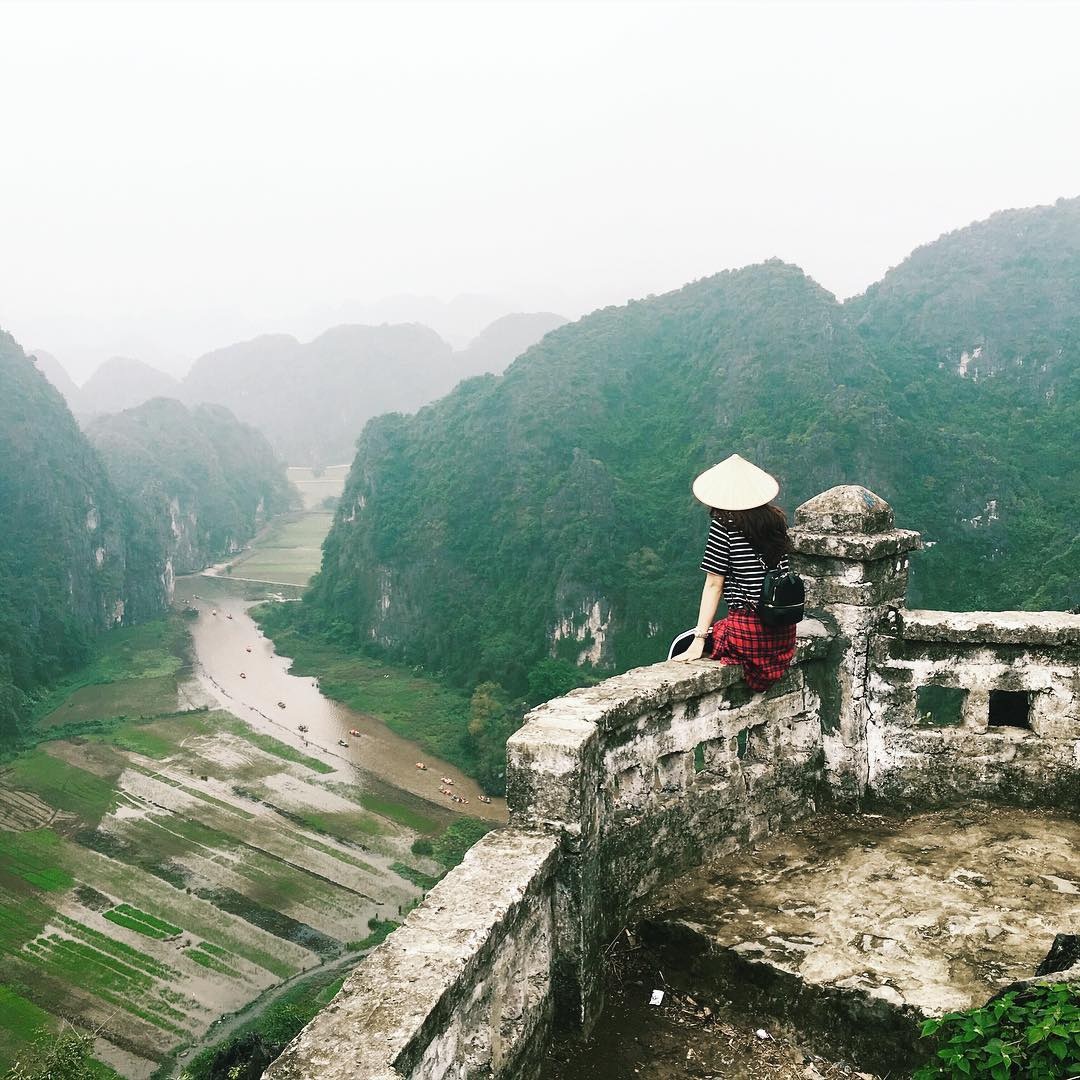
[337,739,348,747]
[239,672,246,679]
[277,701,286,709]
[348,728,361,737]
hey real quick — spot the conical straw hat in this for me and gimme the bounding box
[692,454,779,510]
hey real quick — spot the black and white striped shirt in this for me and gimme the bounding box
[699,518,790,612]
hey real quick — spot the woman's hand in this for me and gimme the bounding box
[679,572,723,663]
[679,636,706,662]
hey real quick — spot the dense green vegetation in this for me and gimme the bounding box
[302,198,1080,721]
[174,967,346,1080]
[87,397,293,578]
[849,195,1080,610]
[915,982,1080,1078]
[3,1025,119,1080]
[0,331,133,747]
[1,326,292,750]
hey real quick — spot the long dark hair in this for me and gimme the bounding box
[710,504,793,566]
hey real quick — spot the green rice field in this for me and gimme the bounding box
[0,591,438,1076]
[224,512,334,585]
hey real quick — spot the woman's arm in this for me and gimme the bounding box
[679,572,724,661]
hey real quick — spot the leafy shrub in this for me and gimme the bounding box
[431,818,493,869]
[914,982,1080,1079]
[3,1027,101,1079]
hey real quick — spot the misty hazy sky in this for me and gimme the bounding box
[3,0,1079,378]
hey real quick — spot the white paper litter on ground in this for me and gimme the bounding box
[649,989,664,1006]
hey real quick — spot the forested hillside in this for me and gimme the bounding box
[0,332,139,742]
[87,398,294,585]
[305,197,1080,709]
[848,196,1080,608]
[308,262,902,695]
[1,334,294,747]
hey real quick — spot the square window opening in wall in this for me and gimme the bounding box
[988,690,1032,730]
[915,685,967,727]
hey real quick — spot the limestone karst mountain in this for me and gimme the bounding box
[79,355,180,416]
[0,330,294,743]
[180,315,567,465]
[848,194,1080,609]
[305,196,1080,708]
[86,397,293,584]
[0,331,140,740]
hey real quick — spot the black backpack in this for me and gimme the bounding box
[757,556,805,626]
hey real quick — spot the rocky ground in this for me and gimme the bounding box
[542,932,882,1080]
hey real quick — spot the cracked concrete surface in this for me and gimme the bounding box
[646,805,1080,1018]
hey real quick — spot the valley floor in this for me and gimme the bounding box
[0,491,492,1079]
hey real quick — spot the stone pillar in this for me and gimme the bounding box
[789,486,921,803]
[505,704,604,1035]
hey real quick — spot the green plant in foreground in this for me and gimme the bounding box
[3,1025,103,1079]
[914,983,1080,1079]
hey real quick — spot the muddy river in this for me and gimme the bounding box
[174,577,507,824]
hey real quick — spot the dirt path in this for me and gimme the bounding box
[169,947,365,1077]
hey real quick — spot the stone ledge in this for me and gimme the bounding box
[512,624,832,741]
[265,829,559,1080]
[901,609,1080,646]
[791,529,922,561]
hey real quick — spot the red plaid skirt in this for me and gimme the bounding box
[705,609,797,692]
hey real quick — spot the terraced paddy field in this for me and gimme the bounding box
[0,614,455,1078]
[221,512,333,587]
[285,465,349,511]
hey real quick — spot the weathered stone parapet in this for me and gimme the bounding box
[867,607,1080,808]
[506,625,833,1033]
[790,530,922,562]
[506,630,831,834]
[262,485,1080,1080]
[794,484,896,535]
[901,608,1080,647]
[265,830,559,1080]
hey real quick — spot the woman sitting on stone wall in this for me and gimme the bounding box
[674,454,798,692]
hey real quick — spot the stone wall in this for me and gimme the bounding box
[505,628,832,1030]
[788,486,1080,811]
[265,634,833,1080]
[866,609,1080,807]
[264,484,1080,1078]
[266,830,559,1080]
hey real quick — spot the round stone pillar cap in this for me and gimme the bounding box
[794,485,894,535]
